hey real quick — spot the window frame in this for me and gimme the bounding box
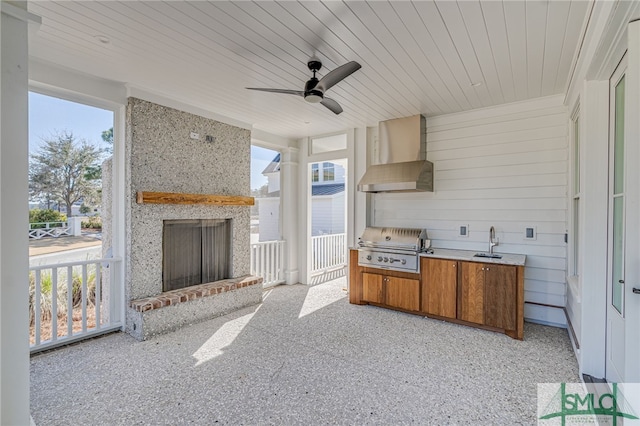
[569,104,581,278]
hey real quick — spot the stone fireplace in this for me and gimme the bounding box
[124,98,262,340]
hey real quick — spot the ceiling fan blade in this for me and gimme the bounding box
[320,97,343,115]
[246,88,304,96]
[315,61,361,93]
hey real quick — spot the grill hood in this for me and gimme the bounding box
[357,114,433,193]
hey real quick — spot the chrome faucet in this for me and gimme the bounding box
[489,226,499,254]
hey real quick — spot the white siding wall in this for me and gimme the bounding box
[266,172,280,194]
[372,95,568,326]
[311,194,345,236]
[331,192,345,234]
[257,197,280,242]
[312,197,333,236]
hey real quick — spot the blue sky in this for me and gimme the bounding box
[29,92,276,190]
[29,92,113,154]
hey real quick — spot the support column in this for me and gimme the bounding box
[1,2,32,424]
[280,147,299,284]
[579,79,609,379]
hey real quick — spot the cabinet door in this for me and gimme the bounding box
[458,262,484,324]
[421,258,457,318]
[362,272,383,304]
[484,264,517,330]
[385,276,420,311]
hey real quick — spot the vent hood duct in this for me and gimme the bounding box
[358,114,433,193]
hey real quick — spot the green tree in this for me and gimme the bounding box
[102,127,113,154]
[29,131,105,217]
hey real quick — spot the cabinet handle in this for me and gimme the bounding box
[486,268,490,271]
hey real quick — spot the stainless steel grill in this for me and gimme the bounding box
[357,227,430,273]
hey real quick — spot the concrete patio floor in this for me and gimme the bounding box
[30,277,579,425]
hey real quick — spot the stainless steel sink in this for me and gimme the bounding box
[474,252,502,259]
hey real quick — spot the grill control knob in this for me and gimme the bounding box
[401,259,406,265]
[383,257,389,263]
[366,255,372,261]
[389,258,395,263]
[377,256,383,262]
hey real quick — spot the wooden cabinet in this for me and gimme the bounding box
[385,276,420,311]
[362,272,383,304]
[458,261,485,324]
[423,259,517,327]
[349,249,524,339]
[421,258,457,319]
[483,264,517,330]
[457,262,516,329]
[362,272,420,312]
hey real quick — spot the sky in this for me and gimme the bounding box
[29,92,114,154]
[29,92,277,190]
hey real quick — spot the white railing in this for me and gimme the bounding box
[29,257,122,353]
[29,221,71,239]
[311,233,346,275]
[250,240,286,286]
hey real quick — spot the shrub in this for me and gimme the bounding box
[79,204,92,214]
[81,216,102,229]
[29,209,67,228]
[29,267,97,326]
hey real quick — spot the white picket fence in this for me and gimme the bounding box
[29,221,71,239]
[311,233,347,275]
[29,257,122,353]
[250,240,286,286]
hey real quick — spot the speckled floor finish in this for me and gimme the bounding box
[30,278,579,425]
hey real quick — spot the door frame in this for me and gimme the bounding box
[298,130,355,285]
[574,16,640,383]
[622,20,640,383]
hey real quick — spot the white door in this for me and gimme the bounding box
[606,56,627,383]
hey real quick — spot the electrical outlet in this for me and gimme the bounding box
[190,132,200,140]
[458,224,469,237]
[524,226,537,240]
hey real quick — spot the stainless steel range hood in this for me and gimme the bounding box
[357,114,433,193]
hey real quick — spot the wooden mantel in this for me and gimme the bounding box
[136,191,254,206]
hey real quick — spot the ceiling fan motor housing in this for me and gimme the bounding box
[304,78,323,103]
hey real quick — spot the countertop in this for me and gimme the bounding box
[420,248,526,266]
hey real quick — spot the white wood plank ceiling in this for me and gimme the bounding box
[27,1,592,139]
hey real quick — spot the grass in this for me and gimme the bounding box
[29,266,102,344]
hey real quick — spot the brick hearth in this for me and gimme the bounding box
[130,275,263,313]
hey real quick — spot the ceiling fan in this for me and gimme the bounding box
[246,57,361,115]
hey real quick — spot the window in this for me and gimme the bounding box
[310,133,347,154]
[570,110,581,277]
[311,163,319,182]
[322,162,335,182]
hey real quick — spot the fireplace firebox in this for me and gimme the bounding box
[162,219,232,292]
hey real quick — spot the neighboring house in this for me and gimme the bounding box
[256,155,345,241]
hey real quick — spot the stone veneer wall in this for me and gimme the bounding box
[125,97,253,338]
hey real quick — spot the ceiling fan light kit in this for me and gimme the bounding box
[247,57,361,114]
